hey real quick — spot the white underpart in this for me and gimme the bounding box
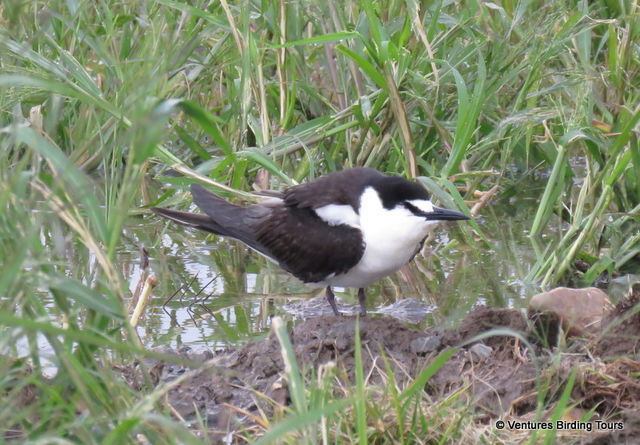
[325,187,438,288]
[314,204,360,228]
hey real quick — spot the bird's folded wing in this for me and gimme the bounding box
[252,205,364,283]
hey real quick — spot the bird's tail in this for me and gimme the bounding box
[150,206,228,235]
[151,184,266,254]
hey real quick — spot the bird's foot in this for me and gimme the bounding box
[325,287,342,316]
[358,288,368,317]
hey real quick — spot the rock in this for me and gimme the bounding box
[410,335,441,354]
[528,287,611,339]
[469,343,493,360]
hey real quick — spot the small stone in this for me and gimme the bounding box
[410,335,441,354]
[528,287,611,338]
[469,343,492,360]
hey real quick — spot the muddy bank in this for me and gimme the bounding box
[121,285,640,442]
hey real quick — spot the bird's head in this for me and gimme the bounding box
[369,176,470,224]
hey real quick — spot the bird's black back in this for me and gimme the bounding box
[284,167,385,210]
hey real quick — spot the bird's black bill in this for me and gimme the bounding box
[404,202,470,221]
[425,206,470,221]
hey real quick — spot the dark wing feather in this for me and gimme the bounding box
[155,181,366,284]
[151,207,228,235]
[253,205,364,283]
[188,184,279,257]
[153,185,272,258]
[190,182,366,283]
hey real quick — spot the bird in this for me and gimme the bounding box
[152,168,469,316]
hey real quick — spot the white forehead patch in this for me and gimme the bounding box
[315,204,360,228]
[407,199,434,214]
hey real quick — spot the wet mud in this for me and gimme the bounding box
[115,284,640,442]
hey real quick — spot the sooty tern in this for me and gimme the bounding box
[152,168,469,316]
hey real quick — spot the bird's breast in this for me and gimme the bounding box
[326,228,428,288]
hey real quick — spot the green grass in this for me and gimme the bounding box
[1,0,639,442]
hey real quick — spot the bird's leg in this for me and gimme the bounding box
[358,288,367,316]
[325,286,341,316]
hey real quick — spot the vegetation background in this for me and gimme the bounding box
[1,0,638,442]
